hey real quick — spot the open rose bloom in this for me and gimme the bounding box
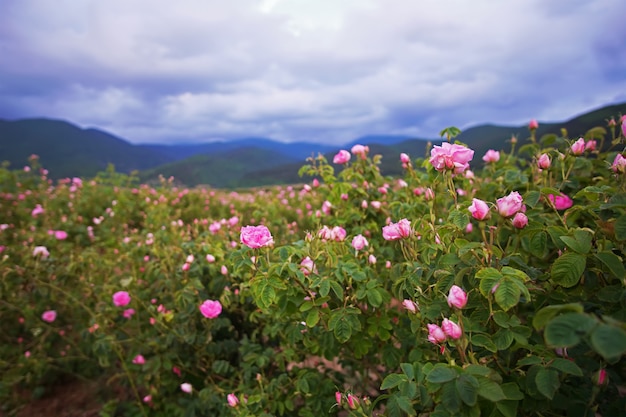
[240,225,274,249]
[429,143,474,174]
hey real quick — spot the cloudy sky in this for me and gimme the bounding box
[1,0,625,145]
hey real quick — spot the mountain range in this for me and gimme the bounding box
[1,102,625,188]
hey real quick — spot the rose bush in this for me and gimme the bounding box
[1,116,625,417]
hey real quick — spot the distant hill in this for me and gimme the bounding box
[1,102,625,187]
[0,118,170,178]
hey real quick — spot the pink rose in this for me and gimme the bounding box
[382,218,411,240]
[199,299,222,319]
[496,191,524,218]
[427,324,446,344]
[54,230,68,240]
[537,153,551,169]
[351,234,368,251]
[528,119,539,130]
[512,212,528,229]
[611,154,626,174]
[585,140,596,151]
[402,299,419,314]
[447,285,467,309]
[351,144,369,159]
[482,149,500,163]
[547,194,573,210]
[441,318,462,339]
[333,150,351,164]
[240,225,274,249]
[347,394,359,410]
[112,291,131,307]
[41,310,57,323]
[33,246,50,258]
[300,257,317,276]
[400,153,410,164]
[335,391,342,405]
[180,383,192,393]
[571,138,585,155]
[31,204,45,217]
[468,198,490,221]
[132,354,145,365]
[429,142,474,174]
[227,393,239,407]
[123,308,135,319]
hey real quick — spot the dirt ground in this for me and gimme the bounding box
[2,381,102,417]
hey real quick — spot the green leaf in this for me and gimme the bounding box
[559,229,592,254]
[448,210,469,231]
[544,312,596,347]
[590,323,626,361]
[471,334,497,353]
[493,311,511,328]
[366,288,383,307]
[524,190,541,208]
[476,267,503,298]
[456,374,479,406]
[614,215,626,241]
[529,231,548,259]
[494,278,521,311]
[551,252,586,288]
[381,373,408,390]
[476,376,506,402]
[305,309,319,328]
[426,364,458,384]
[319,279,330,297]
[535,368,560,399]
[401,363,415,381]
[500,382,524,400]
[493,329,515,350]
[533,303,584,330]
[330,280,344,299]
[549,358,583,376]
[496,401,519,417]
[441,381,461,413]
[594,252,626,280]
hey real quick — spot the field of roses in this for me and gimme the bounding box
[1,117,626,417]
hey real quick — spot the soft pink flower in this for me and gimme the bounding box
[427,324,446,344]
[143,395,152,404]
[351,144,369,159]
[585,140,596,151]
[347,394,359,409]
[402,299,419,314]
[240,225,274,249]
[54,230,68,240]
[597,369,608,386]
[429,143,474,174]
[441,318,462,339]
[180,383,192,393]
[351,234,368,251]
[496,191,524,218]
[611,154,626,174]
[333,150,351,164]
[220,265,228,275]
[537,153,551,169]
[528,119,539,130]
[571,138,585,155]
[368,254,377,264]
[112,291,131,307]
[41,310,57,323]
[206,254,216,263]
[132,354,145,365]
[424,188,435,201]
[447,285,468,309]
[33,246,50,258]
[547,194,573,210]
[335,391,342,405]
[123,308,135,319]
[468,198,490,221]
[199,299,222,319]
[227,393,239,407]
[512,212,529,229]
[300,257,317,275]
[382,218,412,240]
[31,204,44,217]
[482,149,500,163]
[400,153,410,164]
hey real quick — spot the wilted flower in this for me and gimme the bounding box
[240,225,274,249]
[199,300,222,319]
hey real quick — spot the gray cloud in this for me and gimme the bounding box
[0,0,625,144]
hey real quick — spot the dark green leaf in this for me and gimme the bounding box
[614,215,626,241]
[535,368,559,399]
[590,323,626,361]
[494,278,521,311]
[476,267,502,298]
[471,334,497,352]
[594,252,626,280]
[456,374,479,406]
[441,381,461,413]
[549,358,583,376]
[551,252,586,288]
[426,364,458,384]
[381,373,408,390]
[476,376,506,402]
[533,303,584,330]
[544,312,596,347]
